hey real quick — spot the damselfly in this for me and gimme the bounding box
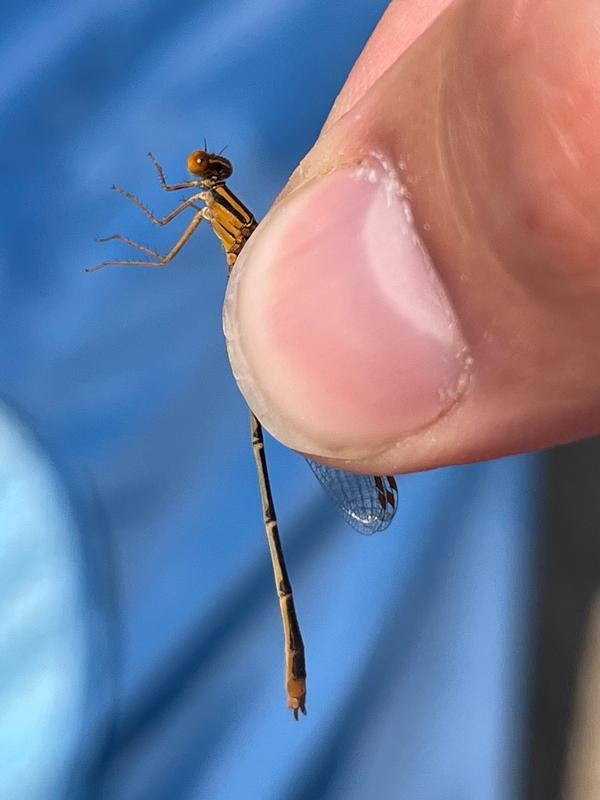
[88,149,399,718]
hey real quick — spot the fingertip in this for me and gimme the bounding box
[224,159,470,461]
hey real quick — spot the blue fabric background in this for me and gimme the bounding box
[0,2,539,798]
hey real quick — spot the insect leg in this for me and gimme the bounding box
[147,151,201,192]
[111,185,206,227]
[86,208,206,272]
[96,235,162,259]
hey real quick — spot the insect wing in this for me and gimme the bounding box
[306,460,398,535]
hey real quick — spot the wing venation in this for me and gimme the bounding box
[306,460,398,535]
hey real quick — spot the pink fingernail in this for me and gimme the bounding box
[223,158,470,459]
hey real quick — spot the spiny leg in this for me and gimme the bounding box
[111,185,206,227]
[96,234,162,259]
[147,151,201,192]
[87,208,206,272]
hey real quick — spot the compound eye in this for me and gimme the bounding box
[188,150,209,175]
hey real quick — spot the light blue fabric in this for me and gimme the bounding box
[0,404,86,799]
[0,2,539,798]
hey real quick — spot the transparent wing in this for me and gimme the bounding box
[306,460,398,535]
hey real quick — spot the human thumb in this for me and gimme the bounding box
[223,0,600,475]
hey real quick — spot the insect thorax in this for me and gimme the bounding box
[205,184,257,267]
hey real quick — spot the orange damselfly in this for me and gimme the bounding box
[88,148,399,718]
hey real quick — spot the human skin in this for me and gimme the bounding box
[223,0,600,475]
